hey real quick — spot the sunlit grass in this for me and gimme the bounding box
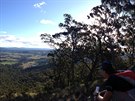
[0,61,17,65]
[21,61,37,69]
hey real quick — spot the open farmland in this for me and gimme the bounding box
[0,47,51,69]
[0,47,54,98]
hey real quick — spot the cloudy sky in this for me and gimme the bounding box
[0,0,101,48]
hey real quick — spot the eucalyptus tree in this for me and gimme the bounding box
[87,5,122,66]
[101,0,135,65]
[41,14,90,87]
[101,0,135,17]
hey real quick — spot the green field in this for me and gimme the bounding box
[0,61,17,65]
[0,49,49,68]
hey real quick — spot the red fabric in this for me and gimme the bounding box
[116,70,135,80]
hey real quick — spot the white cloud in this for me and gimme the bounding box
[33,1,46,8]
[0,35,17,40]
[40,19,55,25]
[0,35,51,48]
[0,31,7,34]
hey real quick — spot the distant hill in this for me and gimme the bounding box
[0,47,52,51]
[0,47,52,68]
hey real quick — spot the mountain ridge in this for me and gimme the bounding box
[0,47,53,51]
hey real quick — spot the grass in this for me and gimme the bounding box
[0,61,17,65]
[21,61,37,69]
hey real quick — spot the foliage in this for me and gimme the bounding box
[101,0,135,17]
[40,1,135,100]
[1,0,135,100]
[101,0,135,65]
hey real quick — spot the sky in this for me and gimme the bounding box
[0,0,101,48]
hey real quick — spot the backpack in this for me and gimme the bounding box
[116,70,135,80]
[114,70,135,101]
[116,70,135,87]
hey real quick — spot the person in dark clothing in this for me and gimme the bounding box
[97,61,135,101]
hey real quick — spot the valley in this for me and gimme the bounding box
[0,47,51,69]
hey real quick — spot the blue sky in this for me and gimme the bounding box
[0,0,101,48]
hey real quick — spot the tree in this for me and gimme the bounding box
[101,0,135,17]
[41,1,134,96]
[41,13,109,95]
[41,14,89,87]
[101,0,135,65]
[87,5,123,66]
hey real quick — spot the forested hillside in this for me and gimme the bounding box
[0,48,57,100]
[0,0,135,100]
